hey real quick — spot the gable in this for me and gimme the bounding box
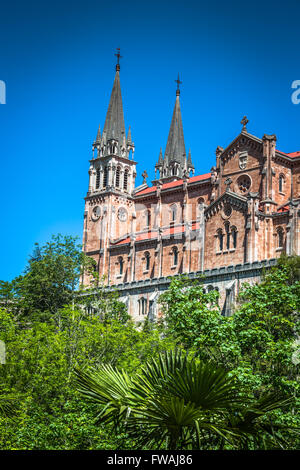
[221,132,263,175]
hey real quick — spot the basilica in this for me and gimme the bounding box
[81,59,300,320]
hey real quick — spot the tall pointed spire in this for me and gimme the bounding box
[164,91,186,164]
[103,69,126,145]
[154,75,194,181]
[159,74,187,179]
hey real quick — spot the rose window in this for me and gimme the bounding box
[237,175,251,193]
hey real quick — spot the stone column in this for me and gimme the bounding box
[262,134,277,203]
[198,203,206,271]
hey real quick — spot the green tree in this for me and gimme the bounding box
[0,235,97,320]
[159,258,300,448]
[0,306,175,449]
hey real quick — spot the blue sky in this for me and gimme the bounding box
[1,0,300,281]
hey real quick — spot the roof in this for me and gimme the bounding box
[135,172,211,196]
[112,222,200,246]
[276,150,300,158]
[287,151,300,158]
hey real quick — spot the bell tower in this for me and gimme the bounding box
[82,51,137,284]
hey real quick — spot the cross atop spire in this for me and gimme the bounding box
[175,73,182,96]
[115,47,122,71]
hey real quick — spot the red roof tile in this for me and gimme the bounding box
[135,173,211,196]
[112,222,200,246]
[277,150,300,158]
[287,151,300,158]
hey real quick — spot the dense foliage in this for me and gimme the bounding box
[0,236,299,449]
[75,350,293,450]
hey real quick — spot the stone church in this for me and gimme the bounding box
[81,61,300,320]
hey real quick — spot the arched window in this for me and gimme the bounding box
[217,229,223,252]
[277,228,284,248]
[172,247,178,266]
[231,226,237,249]
[96,168,100,189]
[145,251,150,271]
[170,205,177,223]
[225,222,230,250]
[124,169,129,190]
[103,167,108,188]
[279,174,285,193]
[118,257,124,275]
[172,166,177,176]
[146,209,151,228]
[139,297,147,316]
[116,166,121,188]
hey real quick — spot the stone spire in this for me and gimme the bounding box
[157,148,163,166]
[156,75,193,180]
[127,125,132,144]
[102,68,126,149]
[187,148,194,173]
[164,88,186,167]
[95,125,101,144]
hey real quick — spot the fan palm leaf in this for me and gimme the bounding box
[75,350,295,449]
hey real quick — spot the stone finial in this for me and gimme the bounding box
[142,170,148,185]
[262,134,277,142]
[216,146,224,157]
[241,116,249,132]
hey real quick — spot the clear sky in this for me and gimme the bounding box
[1,0,300,281]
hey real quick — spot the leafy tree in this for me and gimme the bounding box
[0,306,175,449]
[159,258,300,448]
[75,350,294,450]
[0,235,97,320]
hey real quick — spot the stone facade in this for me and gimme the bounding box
[81,66,300,321]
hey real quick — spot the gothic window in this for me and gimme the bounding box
[146,209,151,228]
[103,167,108,188]
[197,198,204,218]
[225,222,230,250]
[231,226,237,249]
[277,227,284,249]
[279,174,285,193]
[116,166,121,188]
[96,168,100,189]
[139,297,147,315]
[172,166,177,176]
[144,251,150,271]
[124,169,129,190]
[170,205,177,223]
[217,229,224,251]
[118,256,124,276]
[172,247,178,266]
